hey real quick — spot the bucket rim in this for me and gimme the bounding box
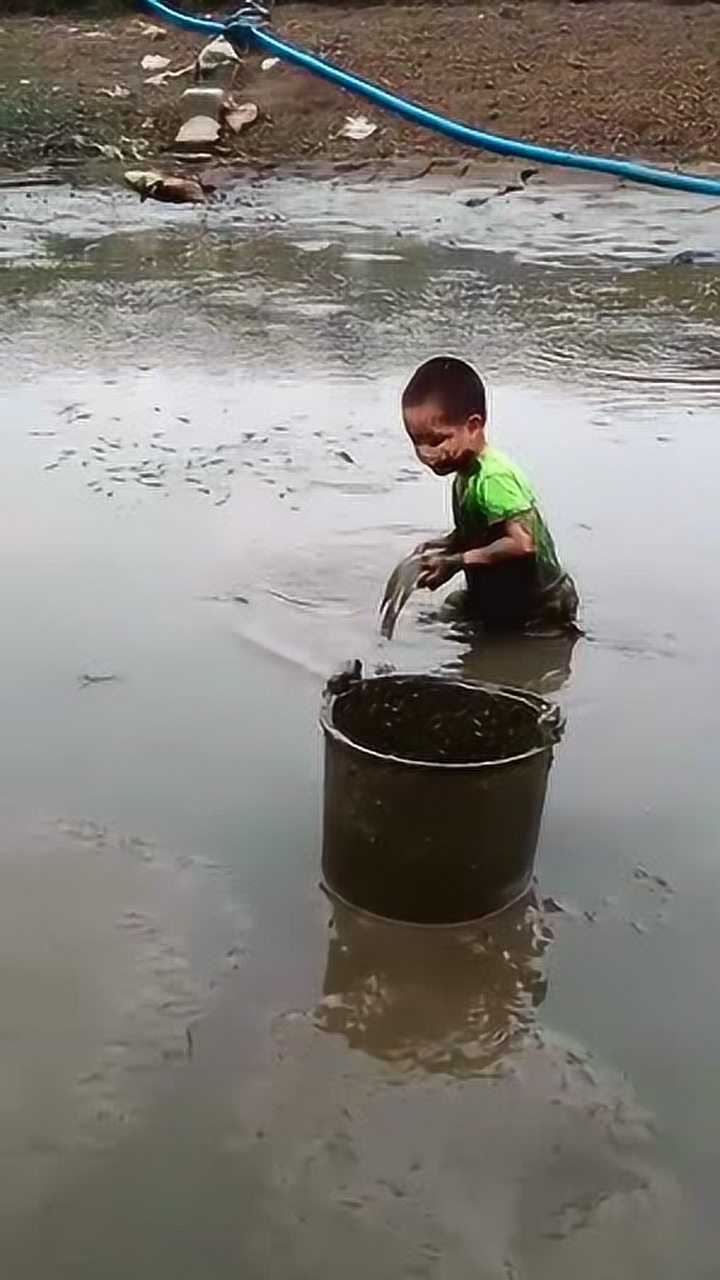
[321,877,536,929]
[320,672,564,771]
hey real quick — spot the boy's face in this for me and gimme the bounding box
[403,398,485,476]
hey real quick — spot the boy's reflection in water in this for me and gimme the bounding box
[445,615,581,696]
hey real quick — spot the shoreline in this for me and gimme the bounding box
[4,153,720,201]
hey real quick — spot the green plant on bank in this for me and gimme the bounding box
[0,81,134,163]
[0,84,80,147]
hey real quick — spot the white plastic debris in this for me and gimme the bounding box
[92,143,125,162]
[197,37,240,74]
[224,102,258,134]
[145,63,194,87]
[137,22,167,41]
[175,116,221,149]
[179,87,225,124]
[141,54,171,72]
[339,114,377,141]
[97,85,130,99]
[261,57,279,71]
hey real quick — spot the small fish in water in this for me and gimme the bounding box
[124,170,214,205]
[633,863,672,892]
[379,552,425,639]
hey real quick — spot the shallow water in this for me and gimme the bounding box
[1,173,720,1276]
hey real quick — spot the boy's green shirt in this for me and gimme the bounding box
[451,447,564,622]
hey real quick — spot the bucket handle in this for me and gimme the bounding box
[537,701,565,743]
[323,658,363,704]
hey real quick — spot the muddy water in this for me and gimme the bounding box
[1,174,719,1276]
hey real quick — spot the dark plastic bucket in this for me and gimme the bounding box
[320,671,564,925]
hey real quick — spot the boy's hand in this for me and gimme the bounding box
[418,552,464,591]
[414,535,451,556]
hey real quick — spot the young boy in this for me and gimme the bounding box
[402,356,578,630]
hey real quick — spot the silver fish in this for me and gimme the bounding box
[379,552,424,640]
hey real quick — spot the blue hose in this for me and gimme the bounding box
[139,0,224,35]
[139,0,720,198]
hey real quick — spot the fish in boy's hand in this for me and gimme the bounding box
[379,551,425,640]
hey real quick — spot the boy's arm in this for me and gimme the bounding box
[461,516,534,567]
[419,517,534,590]
[414,530,460,555]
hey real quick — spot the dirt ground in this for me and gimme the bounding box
[1,2,720,174]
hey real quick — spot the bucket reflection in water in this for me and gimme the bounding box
[314,897,552,1076]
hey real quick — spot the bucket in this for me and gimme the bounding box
[320,670,564,926]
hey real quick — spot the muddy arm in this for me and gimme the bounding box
[415,530,461,555]
[461,518,534,567]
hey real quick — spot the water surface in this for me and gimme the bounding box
[1,174,719,1277]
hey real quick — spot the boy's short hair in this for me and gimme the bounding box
[402,356,487,424]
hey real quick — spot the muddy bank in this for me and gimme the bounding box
[2,3,720,172]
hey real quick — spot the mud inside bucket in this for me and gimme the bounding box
[320,673,563,925]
